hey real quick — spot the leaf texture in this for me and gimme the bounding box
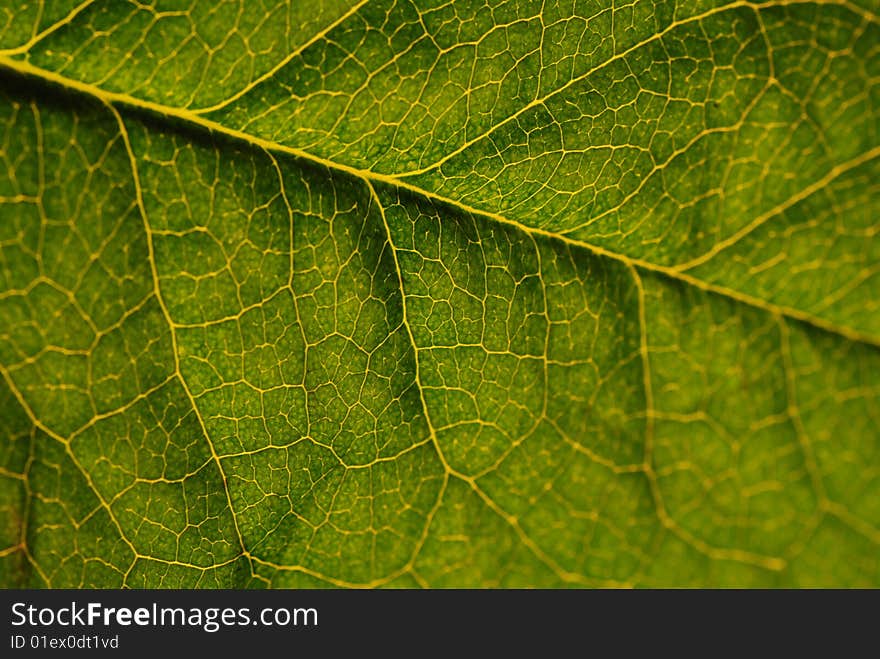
[0,0,878,587]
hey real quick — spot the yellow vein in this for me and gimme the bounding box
[105,101,254,576]
[364,179,451,473]
[190,0,372,114]
[0,366,143,580]
[0,0,98,57]
[676,147,880,271]
[366,181,606,586]
[394,0,872,177]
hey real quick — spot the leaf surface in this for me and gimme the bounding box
[0,0,878,587]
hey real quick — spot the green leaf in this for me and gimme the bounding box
[0,0,877,588]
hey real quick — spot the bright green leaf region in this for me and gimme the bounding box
[0,0,878,588]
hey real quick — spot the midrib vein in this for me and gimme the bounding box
[1,54,877,350]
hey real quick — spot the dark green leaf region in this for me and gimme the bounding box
[0,0,878,587]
